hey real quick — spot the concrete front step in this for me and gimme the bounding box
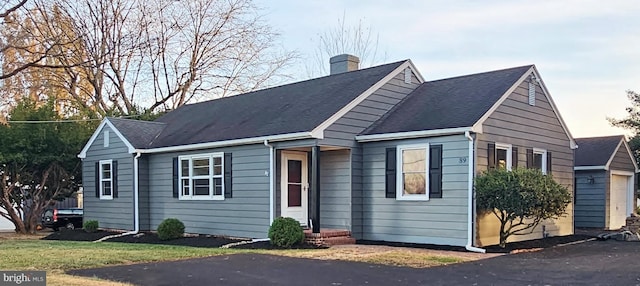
[304,229,355,246]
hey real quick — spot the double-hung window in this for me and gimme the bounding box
[495,143,513,170]
[99,159,113,200]
[179,153,224,200]
[397,144,429,200]
[531,148,547,174]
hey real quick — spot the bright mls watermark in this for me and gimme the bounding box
[0,271,46,286]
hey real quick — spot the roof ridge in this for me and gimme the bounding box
[427,65,533,83]
[108,117,167,125]
[158,60,408,115]
[575,135,625,140]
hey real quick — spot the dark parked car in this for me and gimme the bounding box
[42,208,83,231]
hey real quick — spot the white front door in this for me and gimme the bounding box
[281,151,308,226]
[610,174,630,229]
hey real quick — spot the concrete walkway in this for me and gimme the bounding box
[68,240,640,286]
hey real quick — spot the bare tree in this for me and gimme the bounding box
[15,0,295,116]
[306,13,387,78]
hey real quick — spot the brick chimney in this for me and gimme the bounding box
[330,54,360,75]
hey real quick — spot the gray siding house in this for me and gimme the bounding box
[79,54,576,250]
[574,136,638,229]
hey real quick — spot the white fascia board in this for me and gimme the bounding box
[604,139,624,172]
[531,66,578,149]
[78,118,136,159]
[136,132,314,154]
[355,127,471,142]
[574,166,607,171]
[621,139,640,173]
[471,66,578,149]
[310,60,422,139]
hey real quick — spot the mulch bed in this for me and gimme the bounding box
[43,230,596,253]
[42,229,117,241]
[482,234,595,253]
[359,234,596,254]
[41,229,323,249]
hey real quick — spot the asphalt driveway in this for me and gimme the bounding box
[69,240,640,286]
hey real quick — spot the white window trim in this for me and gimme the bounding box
[178,152,225,201]
[99,159,113,200]
[533,148,547,174]
[396,144,430,201]
[495,143,513,171]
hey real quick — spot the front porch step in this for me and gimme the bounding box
[304,229,356,246]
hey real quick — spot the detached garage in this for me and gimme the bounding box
[574,135,638,229]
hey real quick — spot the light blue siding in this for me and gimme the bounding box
[146,144,271,238]
[320,150,351,229]
[320,70,420,147]
[574,170,606,228]
[361,135,470,246]
[82,125,134,230]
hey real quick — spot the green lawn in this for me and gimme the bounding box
[0,239,239,286]
[0,240,236,271]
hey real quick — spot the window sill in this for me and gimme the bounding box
[99,196,113,200]
[178,196,225,201]
[395,195,430,201]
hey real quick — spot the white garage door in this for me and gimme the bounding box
[610,175,630,229]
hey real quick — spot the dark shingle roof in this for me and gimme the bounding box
[108,117,166,148]
[362,65,532,135]
[149,61,405,148]
[574,135,624,167]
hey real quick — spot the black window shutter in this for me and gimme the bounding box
[224,153,233,198]
[487,143,496,169]
[429,145,443,198]
[112,160,118,198]
[172,157,179,198]
[526,148,534,168]
[95,162,100,198]
[547,152,552,175]
[512,147,518,168]
[385,148,396,198]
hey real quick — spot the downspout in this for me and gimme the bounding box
[465,131,486,253]
[264,140,274,224]
[97,152,140,242]
[123,152,141,235]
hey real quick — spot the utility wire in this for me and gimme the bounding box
[6,115,142,124]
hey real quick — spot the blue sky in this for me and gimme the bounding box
[255,0,640,138]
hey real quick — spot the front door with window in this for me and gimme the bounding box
[281,151,308,226]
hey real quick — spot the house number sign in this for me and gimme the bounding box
[459,157,468,164]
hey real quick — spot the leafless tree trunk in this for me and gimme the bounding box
[1,162,73,234]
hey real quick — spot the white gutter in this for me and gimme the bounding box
[574,166,606,171]
[464,131,485,253]
[136,132,313,154]
[264,140,275,224]
[356,127,472,142]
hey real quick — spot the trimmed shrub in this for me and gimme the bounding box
[83,220,99,233]
[268,217,304,248]
[157,218,185,240]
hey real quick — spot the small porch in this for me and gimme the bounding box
[274,144,357,245]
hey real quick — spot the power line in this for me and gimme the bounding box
[6,115,142,124]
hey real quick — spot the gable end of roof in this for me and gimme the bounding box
[472,65,577,149]
[310,59,421,138]
[78,118,136,159]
